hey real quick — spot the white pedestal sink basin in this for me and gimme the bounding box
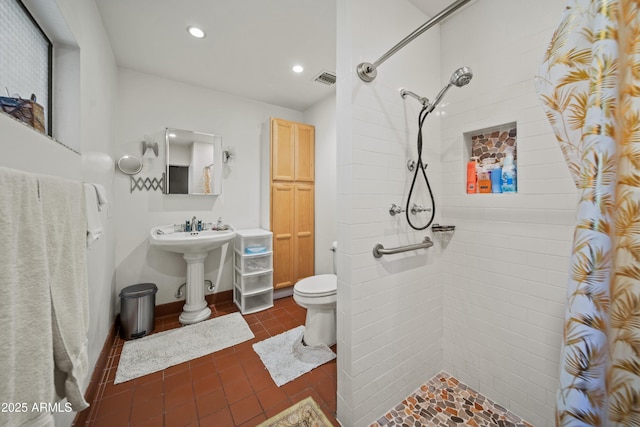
[150,224,236,325]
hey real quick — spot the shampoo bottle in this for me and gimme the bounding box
[466,157,478,194]
[501,148,517,193]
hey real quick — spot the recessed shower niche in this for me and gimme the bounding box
[463,122,517,194]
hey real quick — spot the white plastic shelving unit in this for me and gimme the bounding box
[233,229,274,314]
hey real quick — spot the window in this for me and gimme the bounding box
[0,0,52,136]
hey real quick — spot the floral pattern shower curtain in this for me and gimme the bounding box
[536,0,640,425]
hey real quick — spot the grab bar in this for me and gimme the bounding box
[372,237,434,258]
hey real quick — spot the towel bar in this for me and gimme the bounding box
[372,236,434,258]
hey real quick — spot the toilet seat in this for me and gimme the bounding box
[293,274,337,297]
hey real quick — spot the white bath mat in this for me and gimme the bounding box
[114,312,254,384]
[252,326,336,387]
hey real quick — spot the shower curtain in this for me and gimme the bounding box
[536,0,640,425]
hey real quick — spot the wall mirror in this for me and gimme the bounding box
[117,155,143,175]
[164,128,222,195]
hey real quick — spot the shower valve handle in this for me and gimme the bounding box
[410,204,431,215]
[389,203,405,216]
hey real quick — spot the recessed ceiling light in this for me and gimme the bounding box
[292,65,304,73]
[187,26,206,39]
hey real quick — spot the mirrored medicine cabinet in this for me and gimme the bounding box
[164,128,222,195]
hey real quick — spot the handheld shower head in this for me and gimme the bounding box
[426,66,473,113]
[450,66,473,87]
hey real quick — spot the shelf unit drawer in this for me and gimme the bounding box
[235,229,273,254]
[234,286,273,315]
[234,251,273,274]
[234,268,273,294]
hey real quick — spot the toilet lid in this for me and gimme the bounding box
[294,274,337,296]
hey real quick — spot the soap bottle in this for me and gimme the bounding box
[501,148,517,193]
[491,162,502,193]
[477,164,491,193]
[466,157,478,194]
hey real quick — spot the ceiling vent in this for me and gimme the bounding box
[313,70,336,86]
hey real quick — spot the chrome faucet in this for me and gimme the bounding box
[410,203,432,215]
[192,216,197,232]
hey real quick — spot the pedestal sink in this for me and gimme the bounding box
[149,224,236,324]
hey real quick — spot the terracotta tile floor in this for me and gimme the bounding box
[77,297,338,427]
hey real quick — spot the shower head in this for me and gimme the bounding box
[450,66,473,87]
[426,66,473,113]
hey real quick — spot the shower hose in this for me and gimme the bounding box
[406,104,436,230]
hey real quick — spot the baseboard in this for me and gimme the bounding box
[154,290,233,317]
[274,286,293,300]
[72,321,116,426]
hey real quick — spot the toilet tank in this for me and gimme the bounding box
[331,241,338,274]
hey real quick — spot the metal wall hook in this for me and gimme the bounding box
[222,149,234,163]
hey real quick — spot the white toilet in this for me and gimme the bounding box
[293,241,337,346]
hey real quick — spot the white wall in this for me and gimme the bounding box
[304,94,337,274]
[439,1,572,426]
[114,68,305,305]
[336,0,443,425]
[0,0,117,425]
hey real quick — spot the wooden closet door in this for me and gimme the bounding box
[271,183,295,289]
[271,119,295,181]
[294,123,315,182]
[294,184,314,282]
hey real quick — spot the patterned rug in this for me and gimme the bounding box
[114,312,254,384]
[257,397,332,427]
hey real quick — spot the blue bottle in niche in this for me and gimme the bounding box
[501,148,517,193]
[491,166,502,193]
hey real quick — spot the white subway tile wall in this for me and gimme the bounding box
[439,1,572,426]
[339,1,573,426]
[337,0,444,425]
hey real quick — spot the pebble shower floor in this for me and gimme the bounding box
[370,372,534,427]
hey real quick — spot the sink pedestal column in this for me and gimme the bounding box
[179,252,211,325]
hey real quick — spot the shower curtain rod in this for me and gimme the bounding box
[356,0,473,82]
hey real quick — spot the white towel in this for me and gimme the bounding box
[0,167,55,426]
[91,183,108,211]
[40,176,90,411]
[84,183,103,246]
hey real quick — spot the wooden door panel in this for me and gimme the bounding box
[295,123,315,182]
[271,183,295,289]
[271,118,295,181]
[294,184,314,282]
[273,234,294,289]
[295,232,314,282]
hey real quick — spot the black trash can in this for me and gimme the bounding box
[119,283,158,340]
